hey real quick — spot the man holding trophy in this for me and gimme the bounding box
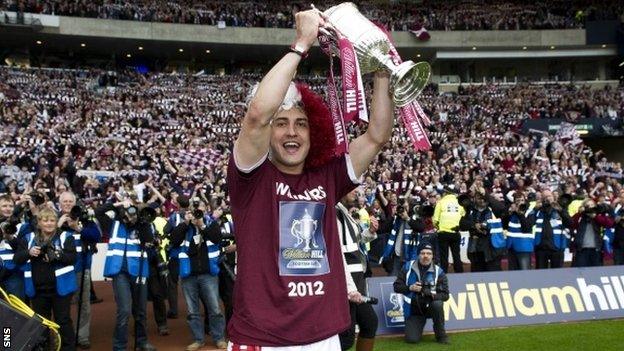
[226,3,427,350]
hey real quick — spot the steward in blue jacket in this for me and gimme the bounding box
[13,208,77,351]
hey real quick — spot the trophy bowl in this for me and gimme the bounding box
[321,2,430,107]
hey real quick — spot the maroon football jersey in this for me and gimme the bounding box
[227,153,359,346]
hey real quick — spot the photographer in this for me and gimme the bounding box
[393,242,449,345]
[143,205,170,337]
[96,199,157,351]
[502,192,534,270]
[379,201,425,276]
[613,190,624,265]
[571,199,614,267]
[169,200,226,350]
[336,190,378,351]
[13,190,49,235]
[0,194,24,299]
[13,208,77,351]
[162,194,189,320]
[414,204,438,260]
[57,191,101,349]
[460,191,506,272]
[217,210,236,325]
[528,190,572,269]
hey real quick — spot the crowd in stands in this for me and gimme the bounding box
[0,64,621,258]
[0,66,622,219]
[2,0,623,31]
[0,63,623,349]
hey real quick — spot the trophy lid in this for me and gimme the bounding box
[322,2,358,18]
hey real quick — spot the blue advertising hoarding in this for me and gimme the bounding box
[367,266,624,335]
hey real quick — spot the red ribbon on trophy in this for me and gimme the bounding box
[374,23,432,150]
[316,5,431,153]
[318,28,367,155]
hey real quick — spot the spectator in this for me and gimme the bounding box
[2,0,621,31]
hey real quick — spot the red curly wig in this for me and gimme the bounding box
[295,82,337,169]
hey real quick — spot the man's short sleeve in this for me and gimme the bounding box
[328,153,362,200]
[227,153,267,208]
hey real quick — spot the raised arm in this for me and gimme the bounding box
[233,11,324,170]
[348,71,394,178]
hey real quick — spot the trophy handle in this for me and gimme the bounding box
[310,4,338,41]
[319,27,334,39]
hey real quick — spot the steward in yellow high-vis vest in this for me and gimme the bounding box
[433,188,465,273]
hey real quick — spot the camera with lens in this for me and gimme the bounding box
[122,205,139,221]
[458,193,472,210]
[584,206,598,216]
[0,216,20,239]
[39,242,60,262]
[67,205,101,254]
[155,256,169,279]
[69,205,90,224]
[595,204,610,215]
[191,197,202,209]
[136,206,157,243]
[218,214,236,277]
[396,206,406,216]
[190,197,204,219]
[138,206,156,225]
[192,209,204,220]
[30,192,46,206]
[218,213,235,245]
[518,203,528,213]
[420,282,435,297]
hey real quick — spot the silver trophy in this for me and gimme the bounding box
[291,209,318,252]
[315,2,430,107]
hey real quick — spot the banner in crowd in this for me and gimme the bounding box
[367,266,624,335]
[521,118,620,138]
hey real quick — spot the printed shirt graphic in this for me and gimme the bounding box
[227,153,359,347]
[381,282,405,327]
[279,202,329,276]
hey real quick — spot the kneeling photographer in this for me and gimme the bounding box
[393,242,449,345]
[13,208,77,351]
[169,201,227,350]
[571,199,614,267]
[96,199,157,351]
